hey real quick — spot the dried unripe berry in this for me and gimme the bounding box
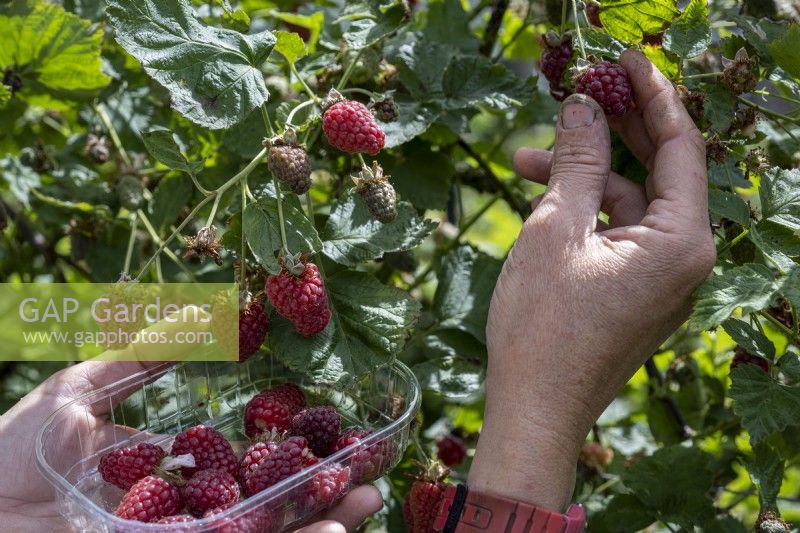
[676,85,705,125]
[354,161,397,223]
[370,96,400,122]
[85,134,111,163]
[266,130,312,195]
[722,48,757,95]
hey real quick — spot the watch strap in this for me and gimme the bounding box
[434,484,586,533]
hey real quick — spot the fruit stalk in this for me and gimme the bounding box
[570,0,587,59]
[123,212,138,274]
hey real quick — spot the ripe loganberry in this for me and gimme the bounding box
[182,468,240,517]
[322,89,385,155]
[731,347,770,373]
[334,429,390,483]
[403,463,449,533]
[171,425,238,478]
[269,383,307,413]
[296,463,350,512]
[243,436,318,497]
[266,129,312,195]
[212,292,269,363]
[354,161,397,223]
[238,440,278,484]
[204,502,276,533]
[114,475,183,523]
[98,442,165,490]
[540,33,573,101]
[436,434,467,467]
[290,406,342,457]
[266,258,332,337]
[575,60,633,117]
[243,393,293,438]
[156,514,196,524]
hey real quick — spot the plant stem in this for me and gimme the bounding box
[260,104,275,136]
[205,192,223,227]
[644,358,692,440]
[137,209,195,279]
[95,103,132,167]
[285,99,317,128]
[570,0,587,59]
[716,228,750,255]
[340,87,375,99]
[479,0,510,56]
[134,147,268,281]
[560,0,568,35]
[356,153,367,167]
[759,310,800,345]
[336,47,366,91]
[123,212,138,274]
[492,1,535,62]
[240,179,247,288]
[736,95,800,127]
[289,63,320,103]
[678,72,723,81]
[272,174,289,253]
[457,138,526,216]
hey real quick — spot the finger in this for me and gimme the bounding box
[619,49,708,226]
[515,148,647,227]
[539,93,612,230]
[296,521,346,533]
[313,485,383,531]
[607,110,656,171]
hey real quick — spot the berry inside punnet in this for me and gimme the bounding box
[575,60,633,117]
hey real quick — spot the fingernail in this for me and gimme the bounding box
[561,102,595,129]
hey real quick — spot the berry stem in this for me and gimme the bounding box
[356,153,367,167]
[736,95,800,128]
[94,102,132,168]
[678,72,723,81]
[285,99,317,128]
[205,191,223,228]
[340,87,375,99]
[560,0,568,36]
[716,228,750,255]
[570,0,587,59]
[135,147,268,281]
[260,104,276,137]
[136,209,195,279]
[755,89,800,108]
[272,171,289,254]
[240,179,247,287]
[759,310,800,345]
[289,63,321,104]
[336,47,366,91]
[123,212,138,274]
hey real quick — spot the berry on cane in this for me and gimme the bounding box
[322,89,385,155]
[266,129,312,195]
[354,161,397,223]
[575,60,633,117]
[266,255,331,337]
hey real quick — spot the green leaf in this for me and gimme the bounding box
[642,45,679,78]
[442,55,534,111]
[590,494,655,532]
[243,195,321,274]
[423,0,480,51]
[381,98,442,149]
[392,38,449,101]
[274,30,307,65]
[735,16,790,65]
[776,352,800,383]
[749,221,800,273]
[690,264,779,330]
[141,129,204,177]
[105,0,275,129]
[749,442,785,511]
[582,28,627,59]
[340,0,407,49]
[760,167,800,231]
[663,0,710,58]
[779,267,800,311]
[708,189,750,226]
[722,318,776,360]
[433,246,502,343]
[0,156,40,208]
[730,363,800,444]
[391,143,453,210]
[322,191,437,267]
[0,3,109,98]
[270,271,421,384]
[411,329,487,400]
[767,23,800,77]
[0,83,9,108]
[148,174,192,230]
[703,86,737,132]
[621,446,715,529]
[271,12,324,53]
[599,0,679,43]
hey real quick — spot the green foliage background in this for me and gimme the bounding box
[1,0,799,530]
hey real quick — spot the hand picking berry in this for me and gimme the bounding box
[114,475,183,523]
[322,89,385,155]
[290,406,342,458]
[266,256,332,337]
[266,129,313,195]
[354,161,397,223]
[575,60,633,117]
[170,425,238,478]
[182,468,240,517]
[99,442,165,490]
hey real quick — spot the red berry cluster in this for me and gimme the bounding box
[266,261,332,337]
[99,382,393,526]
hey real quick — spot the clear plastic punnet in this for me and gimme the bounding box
[35,359,421,532]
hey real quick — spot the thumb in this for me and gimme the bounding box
[544,93,611,230]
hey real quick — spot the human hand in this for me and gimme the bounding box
[469,49,715,511]
[0,308,381,531]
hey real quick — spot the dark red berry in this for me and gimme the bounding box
[98,442,165,490]
[243,436,318,497]
[731,347,770,373]
[290,406,342,458]
[296,463,351,512]
[540,37,573,101]
[334,429,390,483]
[436,435,467,467]
[266,261,331,337]
[182,469,240,517]
[238,441,278,484]
[115,475,183,523]
[576,61,633,117]
[212,293,269,363]
[269,383,307,413]
[171,425,238,478]
[404,468,448,533]
[243,393,293,438]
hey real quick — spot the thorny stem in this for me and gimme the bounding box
[570,0,587,59]
[479,0,510,56]
[289,63,320,104]
[135,148,268,281]
[123,212,138,274]
[95,103,132,167]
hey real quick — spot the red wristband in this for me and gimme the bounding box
[434,484,585,533]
